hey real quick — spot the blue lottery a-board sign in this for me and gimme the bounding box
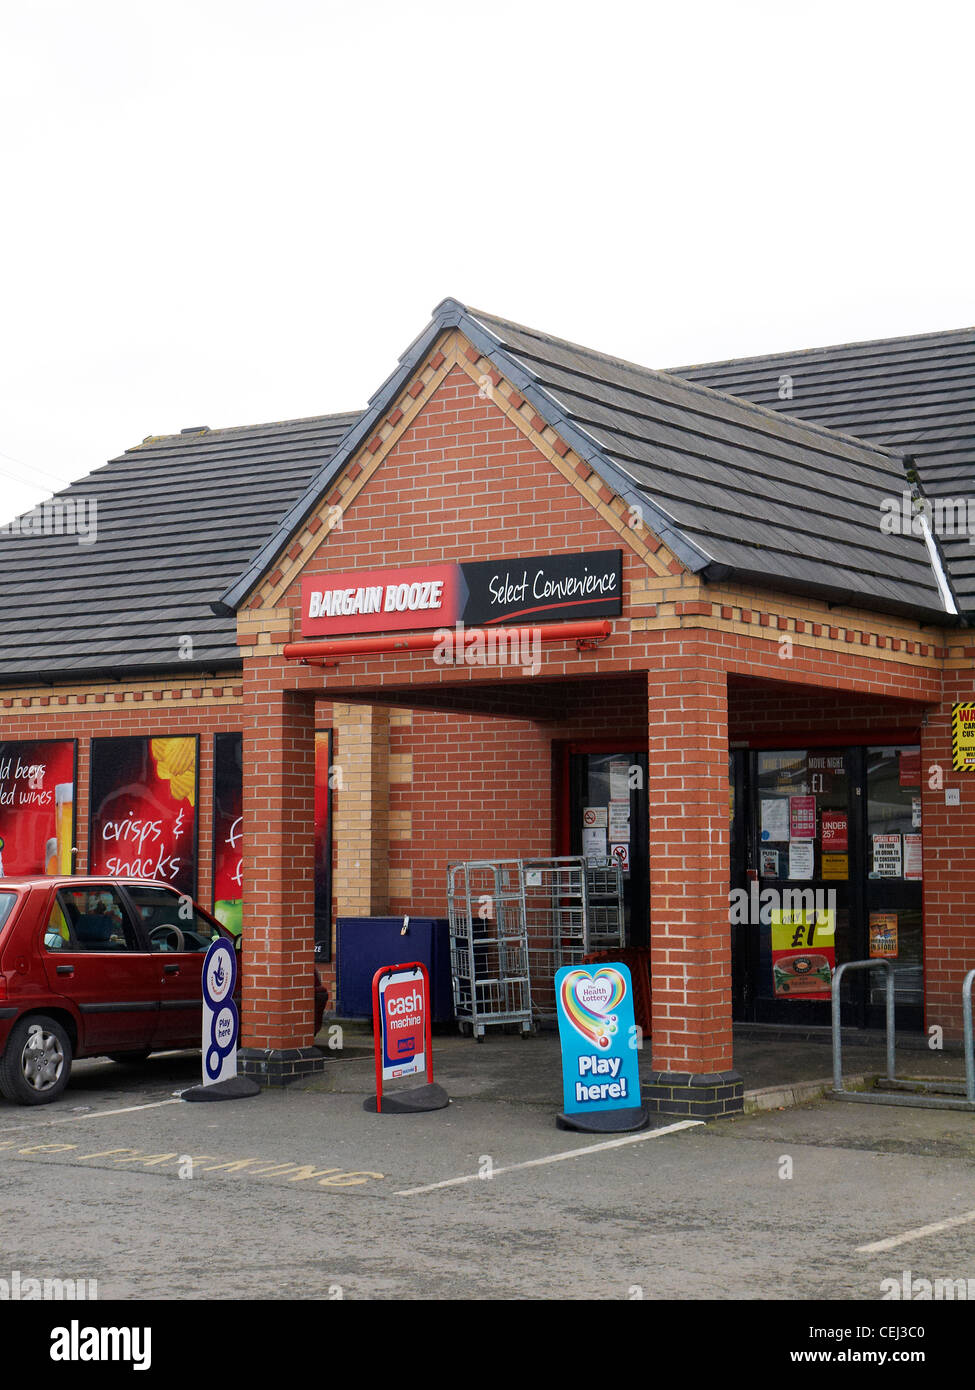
[554,962,647,1130]
[201,937,239,1085]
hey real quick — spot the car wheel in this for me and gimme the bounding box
[0,1015,72,1105]
[106,1050,152,1065]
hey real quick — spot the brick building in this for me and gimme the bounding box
[1,302,972,1117]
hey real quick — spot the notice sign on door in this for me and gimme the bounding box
[903,833,922,881]
[790,796,816,840]
[608,801,630,842]
[821,811,848,853]
[821,853,848,880]
[611,843,629,873]
[788,841,815,880]
[872,834,902,877]
[761,799,789,842]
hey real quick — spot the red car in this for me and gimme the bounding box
[0,877,327,1105]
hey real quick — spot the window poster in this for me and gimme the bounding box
[821,853,848,880]
[213,732,243,935]
[903,833,922,881]
[582,827,607,862]
[760,847,779,878]
[771,908,835,999]
[789,795,816,840]
[0,739,76,876]
[609,760,630,802]
[89,736,198,897]
[869,913,898,958]
[760,798,790,842]
[788,840,815,879]
[871,833,902,878]
[898,750,921,786]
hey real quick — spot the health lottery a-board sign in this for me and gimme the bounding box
[201,937,239,1086]
[300,550,622,637]
[554,963,648,1133]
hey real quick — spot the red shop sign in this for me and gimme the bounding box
[821,811,848,852]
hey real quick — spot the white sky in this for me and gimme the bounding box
[1,0,973,522]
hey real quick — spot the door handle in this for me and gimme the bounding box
[163,964,179,975]
[56,965,74,976]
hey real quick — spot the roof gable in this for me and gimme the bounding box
[218,299,947,625]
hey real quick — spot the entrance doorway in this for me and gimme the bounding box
[730,744,922,1030]
[560,743,649,947]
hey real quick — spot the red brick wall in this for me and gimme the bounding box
[730,682,927,743]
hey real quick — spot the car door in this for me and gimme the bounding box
[41,884,160,1053]
[120,883,223,1049]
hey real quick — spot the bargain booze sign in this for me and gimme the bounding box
[300,550,622,637]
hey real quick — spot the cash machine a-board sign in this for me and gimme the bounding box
[366,961,449,1114]
[554,962,648,1132]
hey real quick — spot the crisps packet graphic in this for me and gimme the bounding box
[150,737,196,806]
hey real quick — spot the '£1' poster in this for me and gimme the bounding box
[770,908,835,1000]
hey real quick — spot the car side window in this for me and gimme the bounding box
[44,900,73,951]
[47,887,138,952]
[126,885,222,953]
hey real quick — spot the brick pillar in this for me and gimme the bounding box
[238,671,324,1084]
[333,703,390,916]
[644,650,742,1118]
[921,684,975,1041]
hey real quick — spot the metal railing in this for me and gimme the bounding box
[963,968,975,1104]
[832,959,896,1094]
[831,959,975,1110]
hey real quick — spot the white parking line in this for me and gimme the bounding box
[856,1209,975,1254]
[395,1119,703,1195]
[0,1098,182,1134]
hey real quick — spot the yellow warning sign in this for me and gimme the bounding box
[952,702,975,771]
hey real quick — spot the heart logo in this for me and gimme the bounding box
[560,967,627,1049]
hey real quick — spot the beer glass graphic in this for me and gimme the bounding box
[55,783,74,873]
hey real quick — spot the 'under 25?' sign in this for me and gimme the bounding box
[555,963,642,1118]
